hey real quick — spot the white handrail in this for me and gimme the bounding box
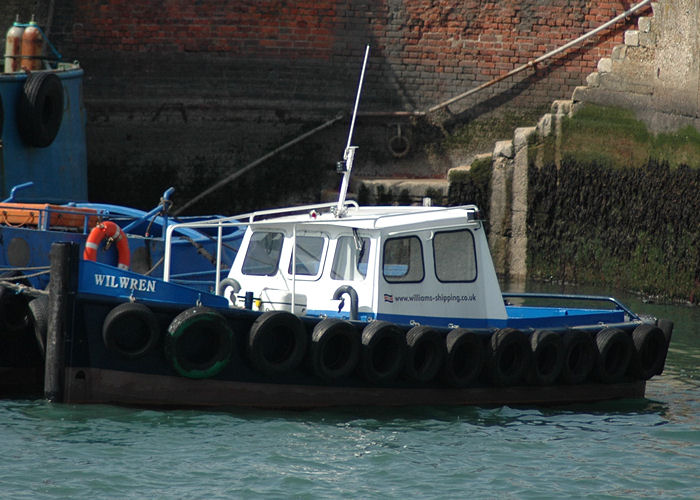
[215,222,223,296]
[428,0,653,113]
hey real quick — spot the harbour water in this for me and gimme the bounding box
[1,286,697,499]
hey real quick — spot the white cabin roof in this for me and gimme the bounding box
[243,203,483,233]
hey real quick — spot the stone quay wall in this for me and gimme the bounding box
[1,1,642,212]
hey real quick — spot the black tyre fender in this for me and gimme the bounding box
[595,327,634,383]
[28,295,49,358]
[628,324,667,380]
[103,302,160,359]
[166,307,234,379]
[530,329,564,385]
[310,318,360,381]
[656,318,674,376]
[560,330,597,384]
[441,328,484,388]
[403,325,446,383]
[17,72,64,148]
[489,328,530,386]
[359,321,406,384]
[0,285,30,334]
[248,311,307,375]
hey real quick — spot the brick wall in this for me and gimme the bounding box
[45,0,638,110]
[1,1,644,211]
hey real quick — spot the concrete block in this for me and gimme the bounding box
[639,31,656,47]
[625,30,640,47]
[513,127,536,151]
[597,58,612,73]
[586,72,600,87]
[494,140,514,159]
[598,72,654,95]
[611,45,627,62]
[551,100,572,115]
[447,165,471,183]
[536,113,553,137]
[571,85,591,103]
[638,16,651,33]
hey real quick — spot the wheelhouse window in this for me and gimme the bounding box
[241,231,284,276]
[331,235,370,281]
[383,236,424,283]
[433,229,477,282]
[288,235,326,276]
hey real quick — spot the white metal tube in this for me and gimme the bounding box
[291,224,296,313]
[163,224,177,282]
[336,45,370,217]
[346,45,370,151]
[215,222,223,295]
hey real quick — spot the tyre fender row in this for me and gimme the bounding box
[99,304,670,385]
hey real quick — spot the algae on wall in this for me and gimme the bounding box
[527,105,700,304]
[447,155,492,227]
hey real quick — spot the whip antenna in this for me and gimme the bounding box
[336,44,370,216]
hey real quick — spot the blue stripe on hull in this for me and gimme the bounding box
[306,307,626,330]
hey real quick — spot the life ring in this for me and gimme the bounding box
[560,330,596,384]
[529,329,564,385]
[166,307,234,379]
[441,328,484,388]
[310,318,360,381]
[359,321,406,384]
[17,72,64,148]
[595,328,634,383]
[83,221,131,270]
[28,296,49,358]
[248,311,307,375]
[488,328,530,386]
[403,325,446,383]
[102,302,160,359]
[629,324,667,380]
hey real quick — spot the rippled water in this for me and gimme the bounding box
[1,289,698,499]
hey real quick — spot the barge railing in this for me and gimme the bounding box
[501,292,641,321]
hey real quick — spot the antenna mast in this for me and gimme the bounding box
[335,45,370,217]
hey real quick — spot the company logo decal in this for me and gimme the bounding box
[384,293,477,304]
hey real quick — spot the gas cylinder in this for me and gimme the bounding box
[4,15,24,73]
[20,15,43,71]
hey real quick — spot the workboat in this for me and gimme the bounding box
[36,48,673,408]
